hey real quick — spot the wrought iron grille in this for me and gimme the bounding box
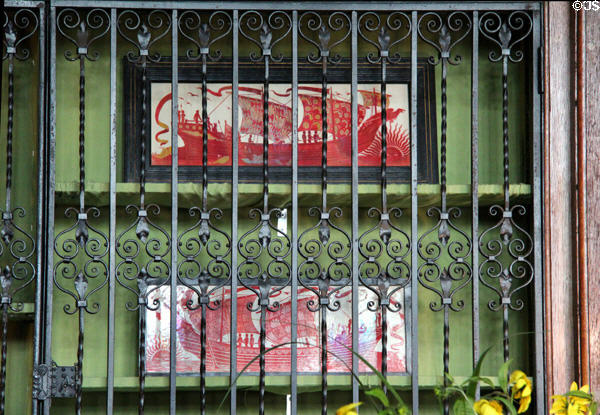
[1,1,543,414]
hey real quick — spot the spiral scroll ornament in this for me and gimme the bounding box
[54,11,110,414]
[417,12,472,415]
[478,11,534,363]
[237,12,292,415]
[1,12,39,413]
[357,11,412,394]
[297,12,352,415]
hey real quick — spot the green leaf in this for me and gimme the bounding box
[453,398,474,415]
[589,401,597,415]
[397,406,411,415]
[366,388,390,408]
[468,376,496,389]
[495,396,517,415]
[498,359,512,393]
[467,346,494,399]
[565,390,594,400]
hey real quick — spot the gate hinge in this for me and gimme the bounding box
[33,363,77,400]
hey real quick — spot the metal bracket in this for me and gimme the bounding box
[33,363,76,400]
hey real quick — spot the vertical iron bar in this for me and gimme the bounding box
[321,307,328,415]
[290,10,298,415]
[200,303,206,415]
[258,44,269,415]
[76,309,84,415]
[381,59,387,213]
[410,10,419,415]
[501,32,510,366]
[4,55,14,214]
[0,304,7,413]
[350,10,359,407]
[381,307,388,396]
[255,12,275,415]
[201,53,208,212]
[440,54,447,213]
[78,54,85,213]
[138,36,150,415]
[503,306,509,362]
[199,24,209,415]
[531,10,544,415]
[443,308,449,415]
[33,6,47,415]
[502,55,509,213]
[107,8,117,414]
[139,310,146,414]
[471,9,480,400]
[169,9,178,415]
[0,37,15,415]
[43,7,57,415]
[440,17,450,415]
[379,27,388,396]
[259,305,267,415]
[230,10,239,415]
[262,56,269,215]
[321,54,328,212]
[140,61,147,209]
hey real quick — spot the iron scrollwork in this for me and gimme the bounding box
[297,12,351,415]
[417,12,472,415]
[53,8,110,415]
[177,10,232,415]
[357,11,411,396]
[237,11,292,415]
[115,9,172,415]
[1,9,39,413]
[478,11,534,363]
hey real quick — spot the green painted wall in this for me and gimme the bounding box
[0,23,535,415]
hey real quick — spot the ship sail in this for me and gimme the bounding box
[298,94,367,139]
[239,95,292,142]
[358,89,390,108]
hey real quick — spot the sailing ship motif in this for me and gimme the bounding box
[150,83,410,167]
[144,285,406,373]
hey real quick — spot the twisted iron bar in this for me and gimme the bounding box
[417,12,472,415]
[177,11,233,414]
[478,11,534,363]
[357,11,411,394]
[54,9,110,414]
[238,11,291,415]
[298,12,351,415]
[115,11,172,414]
[0,302,6,414]
[1,10,39,413]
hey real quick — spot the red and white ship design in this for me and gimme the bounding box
[150,84,410,168]
[145,286,406,374]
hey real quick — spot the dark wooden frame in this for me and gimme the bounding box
[123,57,438,184]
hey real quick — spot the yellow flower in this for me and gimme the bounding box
[568,383,593,415]
[551,382,594,415]
[474,399,504,415]
[510,370,532,413]
[336,402,362,415]
[550,395,568,415]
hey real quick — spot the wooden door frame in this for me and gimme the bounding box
[543,0,599,402]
